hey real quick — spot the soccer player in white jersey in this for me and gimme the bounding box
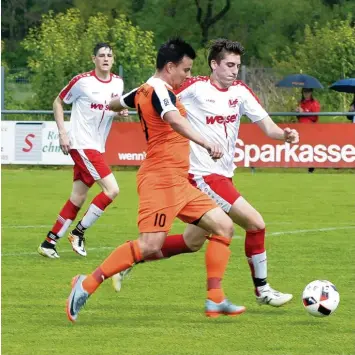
[38,43,126,259]
[113,39,299,307]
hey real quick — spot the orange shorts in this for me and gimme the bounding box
[137,173,217,233]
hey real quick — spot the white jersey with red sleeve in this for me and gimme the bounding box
[175,76,268,177]
[59,70,124,153]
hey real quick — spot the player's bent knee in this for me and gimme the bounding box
[70,193,87,207]
[106,185,119,200]
[138,233,165,256]
[186,238,205,252]
[214,217,234,239]
[247,216,265,231]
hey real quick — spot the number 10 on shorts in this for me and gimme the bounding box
[154,213,166,227]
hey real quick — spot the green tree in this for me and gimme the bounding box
[21,8,156,109]
[2,0,74,67]
[273,17,355,114]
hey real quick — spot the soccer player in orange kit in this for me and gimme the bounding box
[66,38,246,322]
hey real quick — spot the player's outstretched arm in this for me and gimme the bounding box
[257,116,299,144]
[109,88,139,112]
[53,96,70,155]
[164,111,223,159]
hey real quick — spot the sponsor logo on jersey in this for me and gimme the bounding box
[90,103,110,110]
[206,114,238,124]
[229,98,239,107]
[206,99,215,103]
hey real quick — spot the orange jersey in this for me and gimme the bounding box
[122,77,189,177]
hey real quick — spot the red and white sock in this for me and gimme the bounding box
[245,229,267,290]
[145,234,193,261]
[46,200,80,244]
[80,192,112,229]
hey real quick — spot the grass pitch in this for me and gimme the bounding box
[1,168,354,355]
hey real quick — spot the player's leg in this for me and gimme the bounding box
[67,175,178,322]
[66,231,166,322]
[178,183,245,317]
[69,173,119,256]
[37,179,88,258]
[111,224,207,292]
[229,197,293,306]
[68,149,118,256]
[191,174,292,306]
[195,206,246,317]
[146,224,207,260]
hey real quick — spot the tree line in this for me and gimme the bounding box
[1,0,355,117]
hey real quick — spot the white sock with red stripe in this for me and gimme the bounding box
[77,192,112,231]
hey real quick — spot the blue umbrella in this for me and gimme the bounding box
[329,78,355,93]
[276,74,324,89]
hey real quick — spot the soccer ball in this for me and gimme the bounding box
[302,280,340,317]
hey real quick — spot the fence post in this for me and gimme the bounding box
[119,65,123,78]
[1,66,4,110]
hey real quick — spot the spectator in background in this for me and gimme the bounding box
[295,88,321,173]
[346,95,355,123]
[295,88,321,123]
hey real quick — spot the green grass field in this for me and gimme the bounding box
[2,168,355,355]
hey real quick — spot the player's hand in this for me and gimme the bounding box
[205,142,223,160]
[59,132,70,155]
[118,109,129,117]
[284,127,299,144]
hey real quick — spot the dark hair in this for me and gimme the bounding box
[208,38,245,70]
[93,42,112,56]
[301,88,314,101]
[156,37,196,70]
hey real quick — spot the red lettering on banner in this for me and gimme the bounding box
[23,133,35,152]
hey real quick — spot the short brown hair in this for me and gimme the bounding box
[207,38,245,70]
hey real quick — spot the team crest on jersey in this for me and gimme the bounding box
[229,98,239,108]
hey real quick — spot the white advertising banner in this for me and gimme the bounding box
[1,121,74,165]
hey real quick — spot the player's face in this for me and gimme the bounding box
[170,56,193,90]
[211,52,241,88]
[92,47,114,72]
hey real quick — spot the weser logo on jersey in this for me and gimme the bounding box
[206,114,238,125]
[91,103,110,111]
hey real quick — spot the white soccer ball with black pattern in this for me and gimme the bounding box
[302,280,340,317]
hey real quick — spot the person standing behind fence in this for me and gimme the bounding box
[295,88,320,172]
[295,88,321,123]
[37,42,127,259]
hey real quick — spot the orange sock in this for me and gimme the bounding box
[82,240,142,294]
[205,235,231,303]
